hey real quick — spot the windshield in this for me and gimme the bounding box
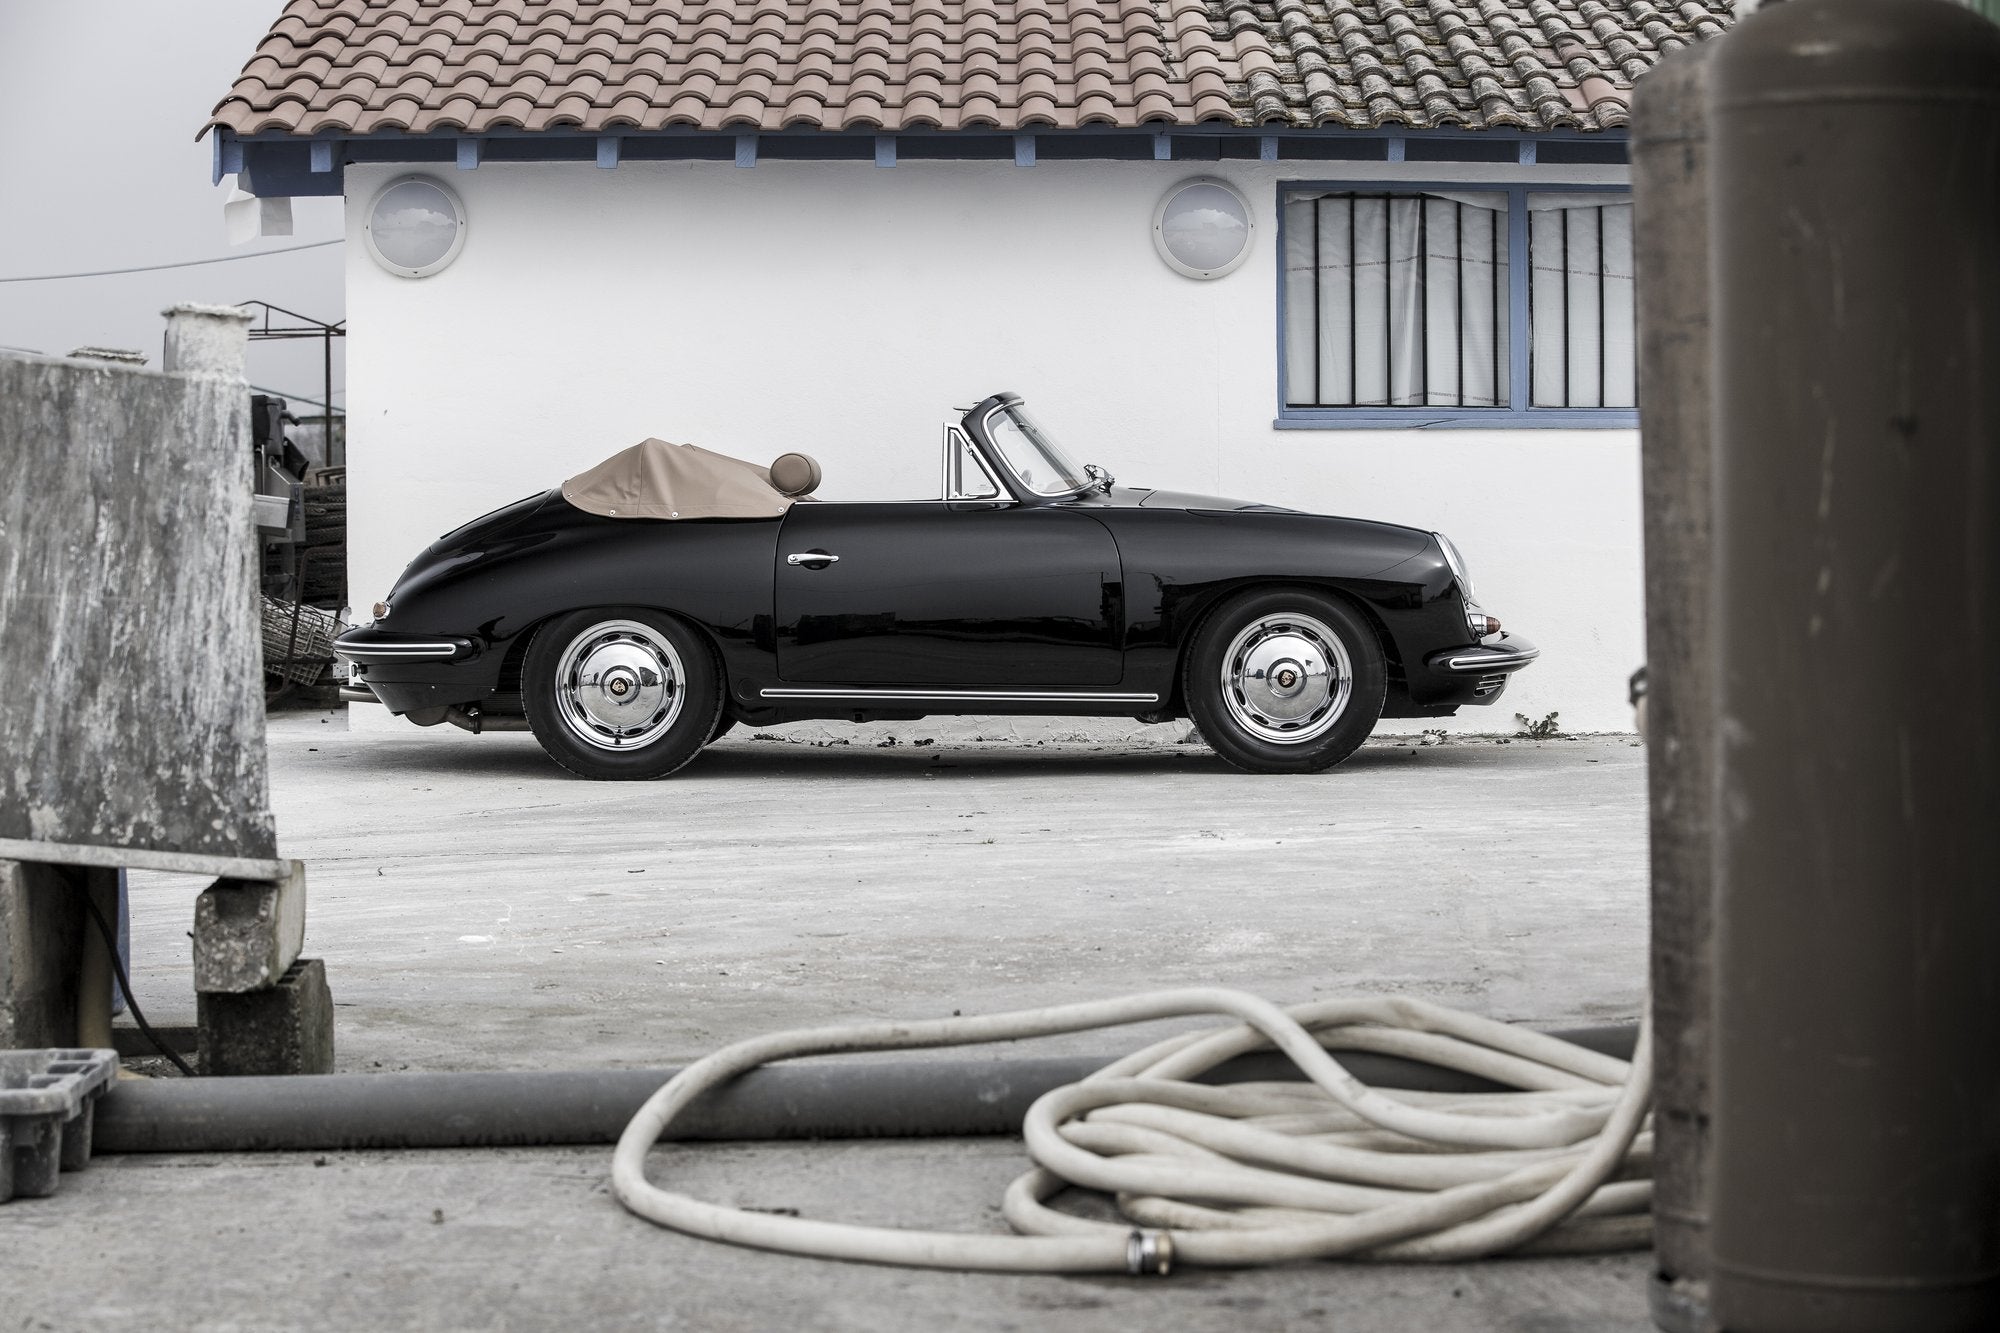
[981,404,1091,497]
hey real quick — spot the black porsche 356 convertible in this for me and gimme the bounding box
[335,392,1536,779]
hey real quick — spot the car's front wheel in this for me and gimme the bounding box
[522,608,721,780]
[1184,589,1385,774]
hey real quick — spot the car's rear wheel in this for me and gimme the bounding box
[1184,588,1384,774]
[522,608,720,780]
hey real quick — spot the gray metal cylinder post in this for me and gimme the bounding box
[1630,41,1716,1333]
[1709,2,2000,1330]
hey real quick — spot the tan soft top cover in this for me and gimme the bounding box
[560,439,794,520]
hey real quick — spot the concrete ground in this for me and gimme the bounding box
[5,714,1655,1331]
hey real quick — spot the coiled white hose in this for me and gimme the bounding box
[612,987,1652,1273]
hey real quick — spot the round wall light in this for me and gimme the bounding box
[363,175,467,278]
[1152,177,1254,280]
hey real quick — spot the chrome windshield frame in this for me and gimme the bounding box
[973,400,1092,504]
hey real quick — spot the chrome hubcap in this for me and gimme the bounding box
[553,620,684,751]
[1220,613,1351,745]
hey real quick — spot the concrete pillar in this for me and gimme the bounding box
[1630,41,1717,1333]
[0,861,84,1048]
[160,302,253,378]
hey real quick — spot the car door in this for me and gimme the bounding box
[773,501,1123,685]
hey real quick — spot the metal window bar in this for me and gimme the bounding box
[1349,195,1358,407]
[1598,204,1608,407]
[1312,198,1323,406]
[1456,201,1472,404]
[1415,198,1428,406]
[1561,212,1572,407]
[1491,207,1502,407]
[1379,200,1391,407]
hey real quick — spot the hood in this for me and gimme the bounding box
[1071,486,1297,513]
[1134,488,1297,513]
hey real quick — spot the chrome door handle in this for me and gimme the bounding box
[786,551,839,568]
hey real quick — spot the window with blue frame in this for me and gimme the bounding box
[1278,183,1636,426]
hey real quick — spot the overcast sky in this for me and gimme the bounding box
[0,1,346,410]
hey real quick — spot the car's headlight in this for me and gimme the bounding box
[1433,534,1497,638]
[1433,533,1475,601]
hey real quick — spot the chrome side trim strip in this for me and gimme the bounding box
[1441,649,1541,672]
[759,687,1161,704]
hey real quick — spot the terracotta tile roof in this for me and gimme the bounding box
[1217,0,1734,130]
[207,0,1731,139]
[210,0,1229,136]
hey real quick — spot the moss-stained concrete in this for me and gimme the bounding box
[0,345,274,866]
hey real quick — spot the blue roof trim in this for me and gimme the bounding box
[1274,409,1639,430]
[216,123,1630,195]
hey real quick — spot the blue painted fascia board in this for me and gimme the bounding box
[221,122,1630,195]
[1274,409,1639,430]
[222,123,1631,146]
[213,132,244,185]
[237,138,342,197]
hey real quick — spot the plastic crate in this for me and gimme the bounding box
[0,1049,118,1203]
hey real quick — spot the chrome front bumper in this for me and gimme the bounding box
[331,627,474,664]
[1426,634,1541,675]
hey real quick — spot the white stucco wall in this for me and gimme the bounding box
[343,154,1641,734]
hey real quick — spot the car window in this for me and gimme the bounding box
[983,405,1090,497]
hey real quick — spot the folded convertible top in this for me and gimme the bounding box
[560,438,797,521]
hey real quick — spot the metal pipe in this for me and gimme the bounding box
[444,707,530,733]
[1629,40,1716,1333]
[1709,3,2000,1329]
[94,1026,1637,1154]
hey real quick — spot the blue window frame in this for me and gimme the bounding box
[1276,181,1638,429]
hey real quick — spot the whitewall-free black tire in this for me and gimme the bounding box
[1183,588,1385,774]
[522,608,722,780]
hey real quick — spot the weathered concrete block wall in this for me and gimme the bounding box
[0,329,276,868]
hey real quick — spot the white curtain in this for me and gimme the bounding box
[1284,192,1509,408]
[1528,196,1636,409]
